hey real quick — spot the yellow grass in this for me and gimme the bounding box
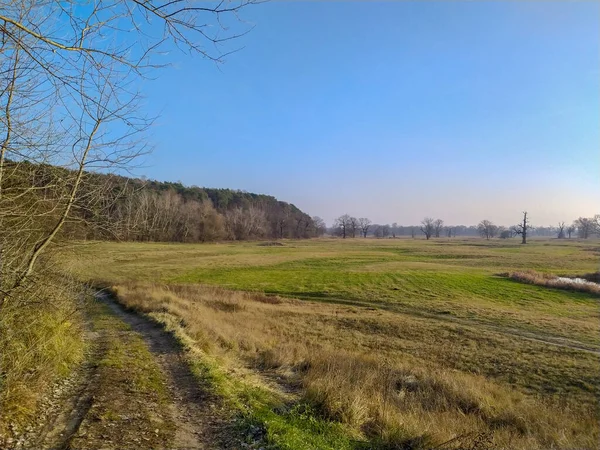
[0,272,85,438]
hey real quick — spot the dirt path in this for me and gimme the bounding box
[97,292,234,449]
[13,293,240,450]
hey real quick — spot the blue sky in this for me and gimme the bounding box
[140,1,599,226]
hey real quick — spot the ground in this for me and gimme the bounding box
[10,294,251,450]
[36,237,600,448]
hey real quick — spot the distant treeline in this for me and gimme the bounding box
[351,224,563,238]
[327,215,600,240]
[7,161,597,244]
[72,175,327,242]
[6,161,324,243]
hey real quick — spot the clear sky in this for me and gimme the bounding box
[139,1,599,227]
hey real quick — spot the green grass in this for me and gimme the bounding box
[0,273,85,441]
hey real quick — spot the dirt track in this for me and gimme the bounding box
[13,293,239,450]
[99,292,233,449]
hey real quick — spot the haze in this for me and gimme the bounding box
[141,1,599,226]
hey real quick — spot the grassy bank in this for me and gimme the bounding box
[143,300,356,449]
[0,273,85,443]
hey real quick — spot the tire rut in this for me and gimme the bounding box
[14,293,239,450]
[96,292,233,449]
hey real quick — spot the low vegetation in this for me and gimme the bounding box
[507,270,600,296]
[0,271,85,441]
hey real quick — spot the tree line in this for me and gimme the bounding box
[55,169,326,242]
[331,213,600,243]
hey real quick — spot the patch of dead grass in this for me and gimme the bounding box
[508,270,600,296]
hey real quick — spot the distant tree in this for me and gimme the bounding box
[477,220,498,240]
[575,217,594,239]
[566,224,576,239]
[512,211,530,244]
[197,200,227,242]
[433,219,444,238]
[391,222,398,238]
[557,222,566,239]
[358,218,372,238]
[411,227,416,239]
[294,215,305,238]
[349,217,359,238]
[381,224,390,238]
[499,229,513,239]
[334,214,352,239]
[593,214,600,236]
[312,216,327,237]
[225,206,267,240]
[373,226,381,238]
[275,206,291,239]
[420,217,435,240]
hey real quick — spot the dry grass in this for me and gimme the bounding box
[0,272,85,440]
[508,270,600,296]
[111,281,599,449]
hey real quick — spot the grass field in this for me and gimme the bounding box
[69,238,600,449]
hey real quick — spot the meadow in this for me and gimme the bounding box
[69,237,600,449]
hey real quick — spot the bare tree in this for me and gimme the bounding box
[358,218,372,238]
[0,0,254,309]
[312,216,327,237]
[420,217,435,240]
[557,222,565,239]
[594,215,600,235]
[334,214,352,239]
[226,206,267,240]
[349,217,359,238]
[433,219,444,238]
[381,224,390,238]
[512,211,530,244]
[566,224,576,239]
[373,224,390,238]
[477,220,498,240]
[575,217,594,239]
[275,206,291,239]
